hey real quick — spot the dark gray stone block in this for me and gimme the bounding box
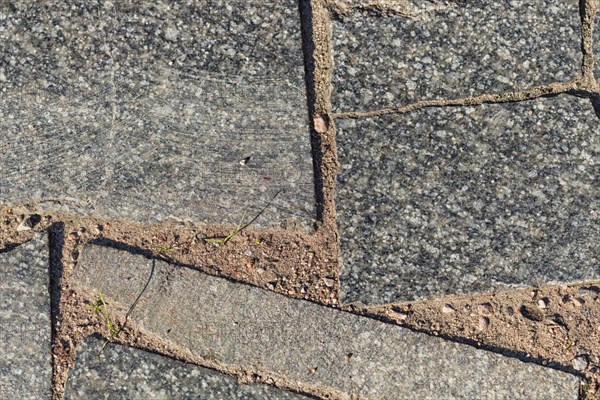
[0,0,314,228]
[332,0,581,111]
[72,244,580,400]
[335,96,600,304]
[593,9,600,80]
[64,337,311,400]
[0,234,51,399]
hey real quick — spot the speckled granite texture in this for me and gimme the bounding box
[0,0,314,228]
[593,10,600,80]
[335,96,600,304]
[64,337,311,400]
[0,234,51,399]
[71,244,580,400]
[332,0,581,111]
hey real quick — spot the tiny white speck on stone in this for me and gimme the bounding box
[165,27,179,42]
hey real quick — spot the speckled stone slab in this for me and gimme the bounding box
[331,0,581,111]
[0,0,314,228]
[593,10,600,80]
[0,234,51,399]
[64,337,311,400]
[72,244,580,400]
[335,95,600,304]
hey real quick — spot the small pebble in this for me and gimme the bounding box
[573,355,589,371]
[16,214,41,232]
[477,303,493,316]
[537,299,547,309]
[579,287,600,298]
[572,297,584,307]
[313,114,328,133]
[322,278,335,288]
[67,232,79,241]
[390,310,409,321]
[16,220,32,232]
[441,304,455,314]
[478,316,490,331]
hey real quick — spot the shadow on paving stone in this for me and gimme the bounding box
[71,243,580,400]
[335,95,600,304]
[0,233,52,399]
[331,0,581,111]
[0,0,315,229]
[64,336,313,400]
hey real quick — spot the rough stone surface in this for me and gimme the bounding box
[0,234,51,399]
[0,0,314,228]
[64,337,311,400]
[332,0,581,111]
[72,244,580,400]
[593,11,600,80]
[335,96,600,304]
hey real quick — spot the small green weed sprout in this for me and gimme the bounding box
[203,214,246,246]
[88,289,119,338]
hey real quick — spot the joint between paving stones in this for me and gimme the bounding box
[581,0,598,82]
[301,0,340,228]
[341,300,589,377]
[332,79,600,120]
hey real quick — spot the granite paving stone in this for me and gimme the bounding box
[335,95,600,304]
[0,234,51,399]
[0,0,314,228]
[332,0,581,111]
[72,244,580,400]
[593,10,600,80]
[64,337,311,400]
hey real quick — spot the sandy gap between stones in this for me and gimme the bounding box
[581,0,598,82]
